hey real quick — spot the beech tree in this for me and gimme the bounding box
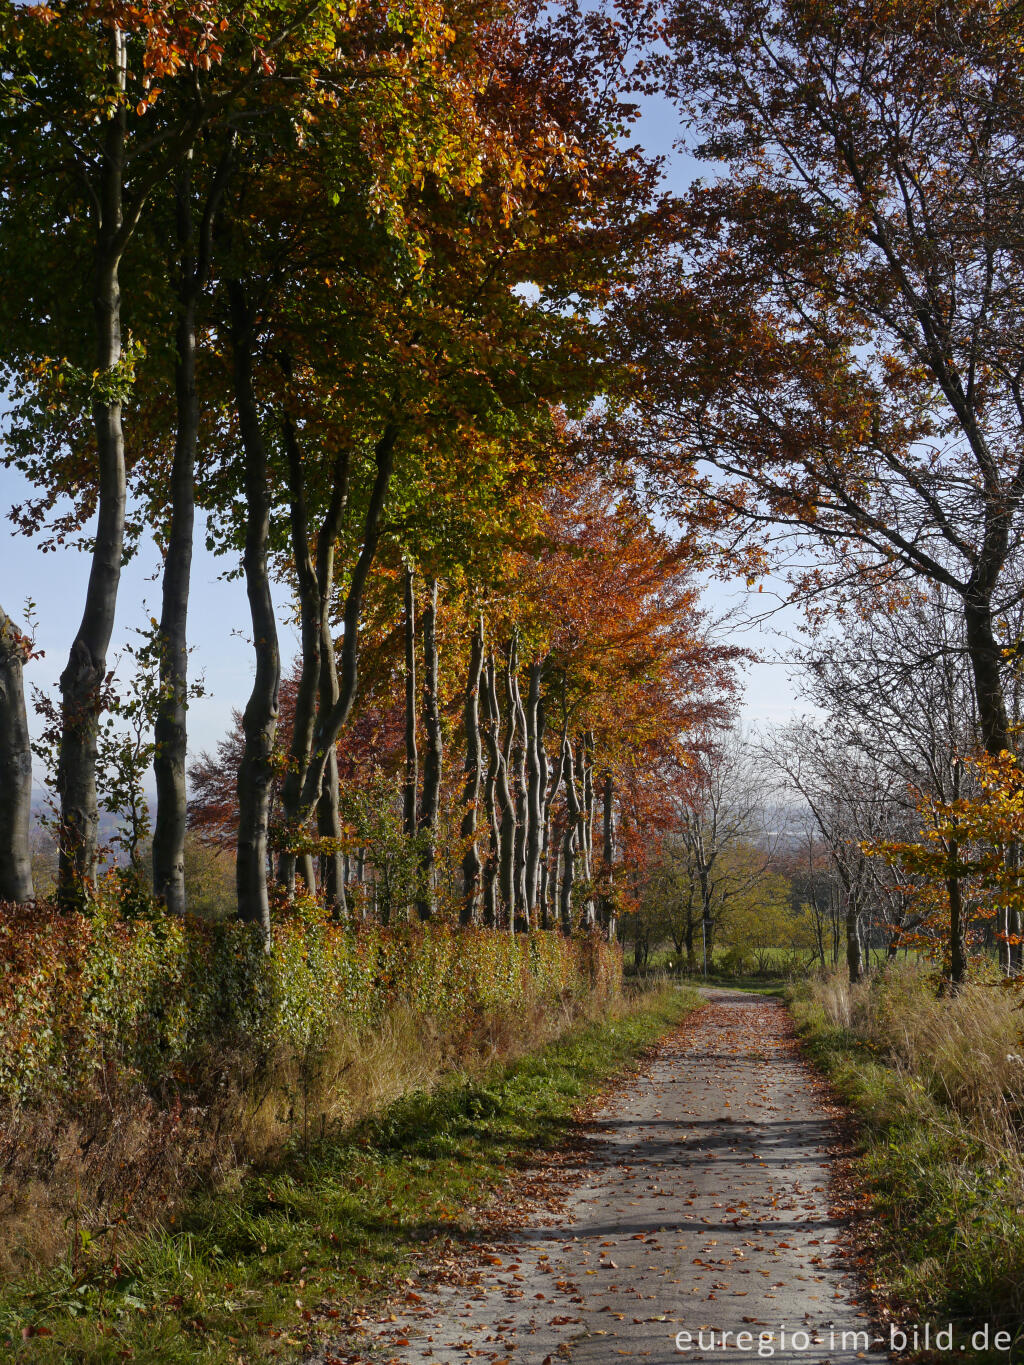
[0,0,266,905]
[0,0,742,939]
[0,608,34,904]
[623,0,1024,760]
[787,580,1024,980]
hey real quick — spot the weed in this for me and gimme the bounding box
[0,985,699,1363]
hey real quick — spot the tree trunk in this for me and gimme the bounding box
[57,35,128,908]
[298,852,317,894]
[354,847,366,920]
[152,148,230,915]
[275,430,349,904]
[537,707,551,929]
[482,690,499,930]
[312,450,350,916]
[559,816,576,932]
[601,770,616,938]
[298,426,397,816]
[541,727,568,930]
[153,168,199,915]
[416,578,442,920]
[319,748,347,918]
[560,735,579,932]
[579,732,596,925]
[277,411,321,898]
[403,567,418,838]
[846,899,863,985]
[964,592,1010,757]
[947,841,967,990]
[562,735,592,929]
[582,733,595,868]
[460,615,485,925]
[0,607,34,903]
[524,668,544,920]
[484,655,516,928]
[229,280,280,944]
[507,640,529,928]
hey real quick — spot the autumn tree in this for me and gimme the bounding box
[0,0,243,905]
[669,734,779,968]
[0,607,34,903]
[622,0,1024,761]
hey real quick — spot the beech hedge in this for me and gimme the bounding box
[0,896,621,1105]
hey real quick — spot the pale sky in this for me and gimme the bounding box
[0,70,806,793]
[0,475,805,790]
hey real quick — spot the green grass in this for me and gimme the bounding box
[624,944,813,984]
[695,974,787,995]
[623,954,788,995]
[0,985,700,1364]
[788,983,1024,1360]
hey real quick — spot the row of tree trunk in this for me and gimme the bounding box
[398,590,617,933]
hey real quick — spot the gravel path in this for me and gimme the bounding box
[316,990,885,1365]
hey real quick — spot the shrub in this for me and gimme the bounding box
[0,897,621,1109]
[0,896,621,1275]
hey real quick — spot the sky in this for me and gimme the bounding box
[0,69,811,796]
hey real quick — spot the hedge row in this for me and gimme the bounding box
[0,899,622,1105]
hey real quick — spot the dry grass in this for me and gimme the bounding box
[816,963,1024,1138]
[793,964,1024,1329]
[0,987,610,1282]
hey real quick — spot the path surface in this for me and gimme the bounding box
[320,991,884,1365]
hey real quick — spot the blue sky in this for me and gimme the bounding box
[0,72,807,792]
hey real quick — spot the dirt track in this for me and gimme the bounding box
[317,990,884,1364]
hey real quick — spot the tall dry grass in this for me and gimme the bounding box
[815,963,1024,1137]
[0,982,613,1279]
[797,963,1024,1327]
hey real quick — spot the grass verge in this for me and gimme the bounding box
[1,983,700,1364]
[788,977,1024,1359]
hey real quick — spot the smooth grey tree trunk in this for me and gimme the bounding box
[416,578,442,920]
[535,700,550,928]
[579,732,596,924]
[562,735,591,928]
[319,748,347,918]
[152,148,230,915]
[601,770,616,937]
[484,655,516,928]
[0,607,34,903]
[271,412,350,908]
[507,641,529,927]
[559,807,576,934]
[228,280,280,944]
[483,713,500,929]
[57,32,129,908]
[460,616,485,925]
[153,165,199,915]
[524,665,544,921]
[298,426,398,816]
[846,900,863,984]
[310,450,349,914]
[403,567,418,837]
[277,411,320,897]
[582,733,595,867]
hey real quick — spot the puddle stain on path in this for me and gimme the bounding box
[314,991,884,1365]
